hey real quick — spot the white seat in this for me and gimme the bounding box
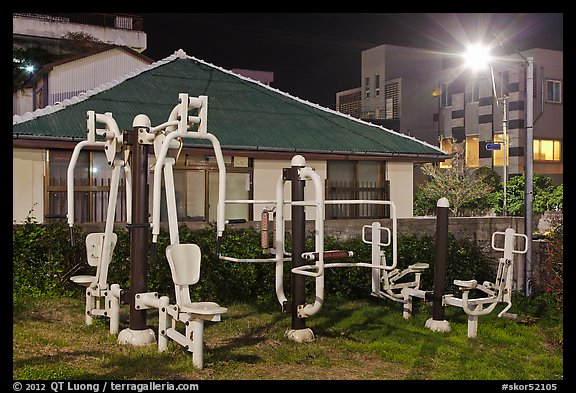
[409,263,429,270]
[70,232,117,289]
[454,279,478,289]
[161,243,227,369]
[69,232,120,334]
[70,275,96,287]
[179,301,228,315]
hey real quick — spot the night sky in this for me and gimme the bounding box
[138,13,563,110]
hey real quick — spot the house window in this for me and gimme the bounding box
[365,76,370,98]
[45,150,127,223]
[326,160,389,219]
[534,139,561,162]
[439,137,453,168]
[546,80,562,103]
[170,155,253,222]
[465,135,479,167]
[492,133,509,167]
[45,150,253,224]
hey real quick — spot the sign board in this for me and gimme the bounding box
[486,143,501,151]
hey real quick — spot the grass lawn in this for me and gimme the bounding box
[13,295,563,381]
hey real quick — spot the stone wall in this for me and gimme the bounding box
[80,214,561,293]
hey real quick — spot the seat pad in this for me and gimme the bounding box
[70,275,96,287]
[454,279,478,289]
[179,301,228,315]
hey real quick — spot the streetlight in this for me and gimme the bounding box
[462,44,535,296]
[462,44,508,216]
[525,56,534,296]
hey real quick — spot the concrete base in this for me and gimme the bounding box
[118,328,156,346]
[425,318,451,332]
[285,328,315,343]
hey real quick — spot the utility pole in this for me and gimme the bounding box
[525,57,534,296]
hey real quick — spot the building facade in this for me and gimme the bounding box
[336,87,361,119]
[339,44,563,184]
[13,13,146,54]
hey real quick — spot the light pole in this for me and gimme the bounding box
[463,45,508,215]
[525,57,534,296]
[463,45,535,296]
[488,63,509,216]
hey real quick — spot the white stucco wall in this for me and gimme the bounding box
[253,157,327,221]
[13,148,45,223]
[387,161,414,218]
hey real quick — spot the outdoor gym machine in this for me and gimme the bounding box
[67,110,129,335]
[219,154,429,342]
[401,198,529,338]
[67,93,227,368]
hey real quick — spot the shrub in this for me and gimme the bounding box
[12,222,501,307]
[13,220,86,301]
[535,227,563,307]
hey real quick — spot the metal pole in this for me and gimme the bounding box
[290,162,306,331]
[490,64,508,216]
[127,125,150,330]
[525,57,534,296]
[432,198,449,321]
[425,197,451,332]
[503,96,508,216]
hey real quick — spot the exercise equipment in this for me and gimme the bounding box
[68,111,128,335]
[68,93,227,369]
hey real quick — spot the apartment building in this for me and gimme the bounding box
[338,44,563,184]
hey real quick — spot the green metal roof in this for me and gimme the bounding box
[13,49,446,159]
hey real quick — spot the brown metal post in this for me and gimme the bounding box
[126,126,150,330]
[431,198,449,321]
[289,163,306,330]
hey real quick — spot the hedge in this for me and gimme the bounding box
[13,221,495,308]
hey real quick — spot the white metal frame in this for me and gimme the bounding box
[68,94,227,368]
[145,93,228,369]
[67,111,129,334]
[219,156,429,320]
[442,228,528,337]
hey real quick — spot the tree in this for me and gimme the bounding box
[60,32,109,53]
[13,32,108,93]
[490,174,563,216]
[416,144,494,217]
[13,46,57,92]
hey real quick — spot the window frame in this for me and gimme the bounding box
[545,79,562,103]
[533,138,562,162]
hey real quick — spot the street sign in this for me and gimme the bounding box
[486,143,501,151]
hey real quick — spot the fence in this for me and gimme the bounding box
[13,13,144,31]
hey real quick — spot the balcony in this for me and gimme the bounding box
[13,13,147,52]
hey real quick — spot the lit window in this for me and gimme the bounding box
[440,137,453,168]
[492,133,509,167]
[465,136,479,167]
[546,80,562,103]
[534,139,561,161]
